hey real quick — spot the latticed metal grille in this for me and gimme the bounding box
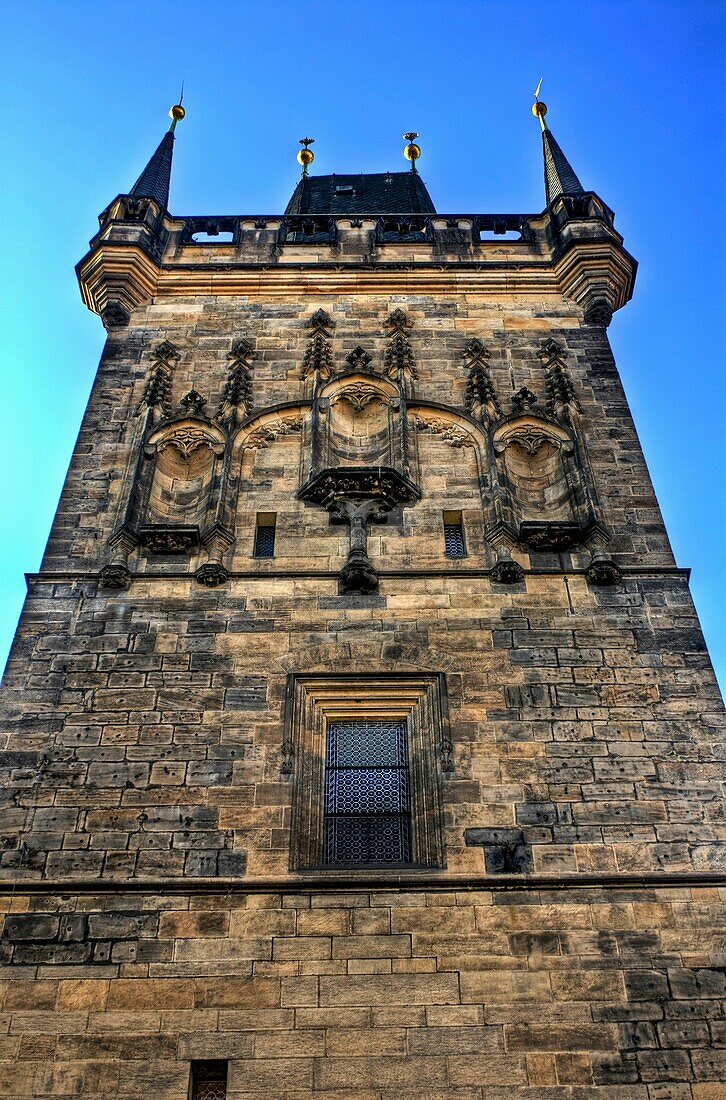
[324,720,412,865]
[443,522,466,558]
[196,1083,226,1100]
[253,521,276,558]
[191,1060,227,1100]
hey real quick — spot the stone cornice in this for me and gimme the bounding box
[76,205,638,323]
[0,870,722,896]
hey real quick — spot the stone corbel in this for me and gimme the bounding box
[76,239,161,329]
[330,498,389,594]
[547,193,637,322]
[195,524,235,588]
[490,545,525,585]
[98,527,138,589]
[584,525,621,586]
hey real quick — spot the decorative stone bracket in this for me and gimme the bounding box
[299,467,420,594]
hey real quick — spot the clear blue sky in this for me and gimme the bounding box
[1,0,724,692]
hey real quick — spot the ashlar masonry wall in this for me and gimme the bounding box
[1,276,724,1099]
[0,885,724,1098]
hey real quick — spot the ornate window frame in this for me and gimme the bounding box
[285,674,449,871]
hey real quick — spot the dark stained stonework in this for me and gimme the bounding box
[0,112,723,1098]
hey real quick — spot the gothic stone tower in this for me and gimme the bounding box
[1,101,724,1099]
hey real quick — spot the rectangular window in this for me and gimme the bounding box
[443,511,466,558]
[253,512,276,558]
[190,1060,228,1100]
[287,675,447,872]
[323,720,411,865]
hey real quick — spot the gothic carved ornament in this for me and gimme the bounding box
[493,416,574,456]
[241,414,303,450]
[217,338,255,426]
[462,338,501,422]
[329,382,390,412]
[412,413,477,449]
[148,421,226,460]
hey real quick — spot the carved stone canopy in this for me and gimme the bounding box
[138,524,200,554]
[519,521,590,551]
[146,418,226,460]
[299,467,420,511]
[492,415,574,456]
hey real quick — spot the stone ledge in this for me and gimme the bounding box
[0,870,723,896]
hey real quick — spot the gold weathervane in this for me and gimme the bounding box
[403,132,421,172]
[297,137,315,177]
[532,78,548,131]
[169,83,185,132]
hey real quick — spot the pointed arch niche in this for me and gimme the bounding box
[228,407,307,563]
[490,414,596,550]
[136,417,227,552]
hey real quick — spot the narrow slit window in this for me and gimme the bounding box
[323,719,412,866]
[253,513,276,558]
[443,511,466,558]
[190,1060,228,1100]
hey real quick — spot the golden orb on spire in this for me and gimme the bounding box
[169,103,186,122]
[297,137,315,175]
[403,132,421,164]
[532,78,548,130]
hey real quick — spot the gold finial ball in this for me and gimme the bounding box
[169,104,186,122]
[404,142,421,162]
[297,148,314,168]
[532,100,548,120]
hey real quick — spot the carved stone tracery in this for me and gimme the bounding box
[217,338,255,427]
[462,338,501,423]
[538,338,579,421]
[301,310,335,385]
[242,415,303,451]
[137,340,180,419]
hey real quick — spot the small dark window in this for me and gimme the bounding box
[191,1060,228,1100]
[253,513,276,558]
[324,719,412,866]
[335,185,355,196]
[443,511,466,558]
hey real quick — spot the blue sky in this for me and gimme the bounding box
[1,0,724,691]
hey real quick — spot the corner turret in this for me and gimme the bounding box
[76,102,185,329]
[533,84,636,326]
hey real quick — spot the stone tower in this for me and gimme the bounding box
[0,98,723,1099]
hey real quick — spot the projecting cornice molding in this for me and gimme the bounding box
[76,206,637,326]
[76,241,161,329]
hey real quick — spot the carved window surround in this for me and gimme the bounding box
[285,674,450,872]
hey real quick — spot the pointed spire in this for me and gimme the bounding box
[129,98,185,210]
[532,82,584,206]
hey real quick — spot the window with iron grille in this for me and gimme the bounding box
[287,675,447,872]
[190,1060,227,1100]
[253,512,276,558]
[443,510,466,558]
[324,720,411,865]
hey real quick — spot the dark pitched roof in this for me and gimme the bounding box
[285,171,436,216]
[542,128,584,206]
[129,130,175,209]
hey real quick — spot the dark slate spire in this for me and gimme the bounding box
[128,101,186,209]
[541,127,584,205]
[532,86,585,206]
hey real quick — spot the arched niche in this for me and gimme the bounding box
[138,418,226,552]
[318,374,401,469]
[227,408,307,555]
[492,415,588,549]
